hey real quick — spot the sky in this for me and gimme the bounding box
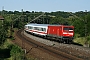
[0,0,90,12]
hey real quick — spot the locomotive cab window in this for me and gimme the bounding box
[63,27,73,30]
[63,27,69,30]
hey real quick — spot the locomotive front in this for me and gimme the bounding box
[62,26,74,42]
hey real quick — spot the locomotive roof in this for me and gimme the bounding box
[49,24,73,27]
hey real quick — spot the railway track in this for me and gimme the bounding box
[15,29,83,60]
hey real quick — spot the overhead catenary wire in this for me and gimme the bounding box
[29,12,45,23]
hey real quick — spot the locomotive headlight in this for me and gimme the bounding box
[63,32,73,35]
[63,32,68,34]
[69,33,73,35]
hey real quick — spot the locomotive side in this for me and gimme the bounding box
[24,24,74,43]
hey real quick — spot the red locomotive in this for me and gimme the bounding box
[24,23,74,43]
[47,25,74,43]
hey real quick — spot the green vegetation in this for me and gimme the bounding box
[0,10,90,59]
[0,39,24,60]
[8,44,24,60]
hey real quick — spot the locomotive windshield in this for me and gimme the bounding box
[63,27,73,30]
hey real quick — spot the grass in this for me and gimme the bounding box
[74,37,90,47]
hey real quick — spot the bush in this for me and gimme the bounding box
[8,44,24,60]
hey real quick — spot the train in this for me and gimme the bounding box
[24,23,74,43]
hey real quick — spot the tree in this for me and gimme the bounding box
[50,16,68,25]
[86,13,90,35]
[73,18,85,37]
[0,25,7,45]
[8,44,24,60]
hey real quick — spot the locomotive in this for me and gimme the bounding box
[24,23,74,43]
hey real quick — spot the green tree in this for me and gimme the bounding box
[72,18,85,37]
[8,44,24,60]
[86,13,90,35]
[0,26,7,45]
[50,16,68,25]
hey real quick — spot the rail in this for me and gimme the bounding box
[16,29,83,60]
